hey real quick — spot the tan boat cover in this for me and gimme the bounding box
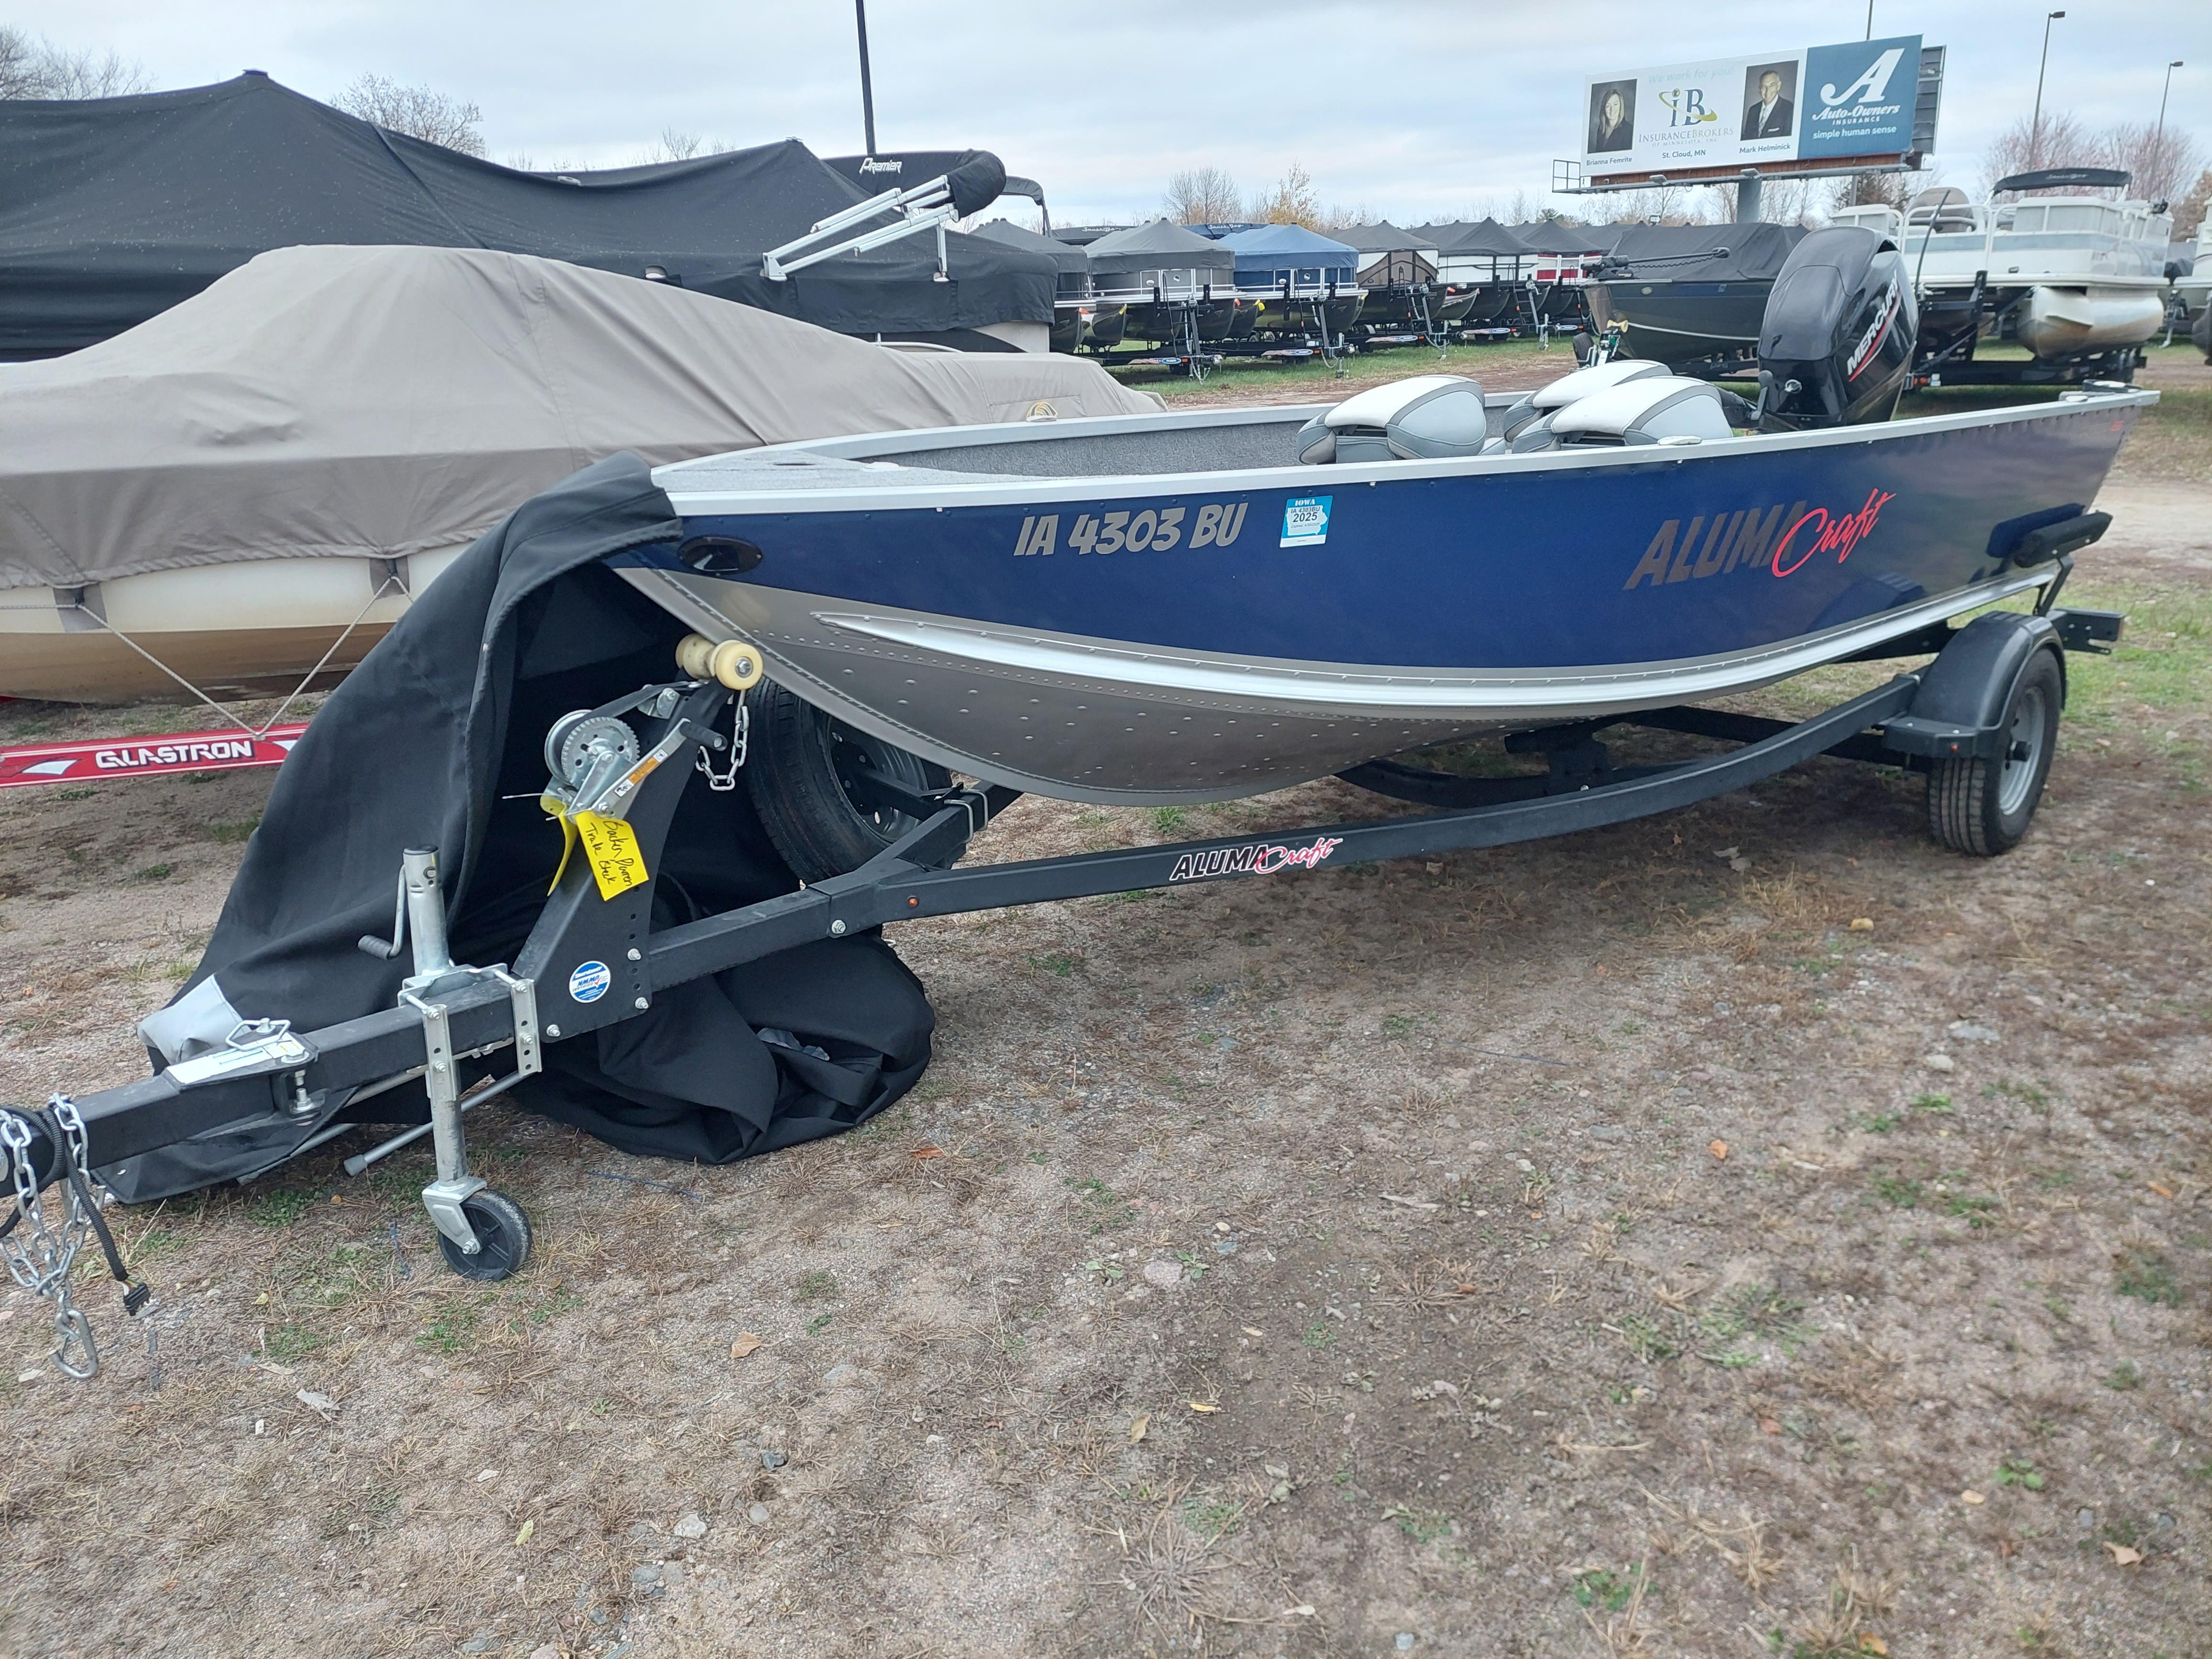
[0,243,1161,592]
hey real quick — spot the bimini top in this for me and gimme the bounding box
[0,72,1057,358]
[1510,220,1629,255]
[1208,223,1361,289]
[1333,221,1443,257]
[1428,218,1533,256]
[0,244,1161,594]
[1083,219,1236,285]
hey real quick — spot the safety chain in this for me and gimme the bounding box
[0,1096,150,1380]
[694,692,750,793]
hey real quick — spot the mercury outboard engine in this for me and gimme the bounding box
[1756,227,1918,430]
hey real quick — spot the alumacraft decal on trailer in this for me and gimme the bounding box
[1168,834,1345,883]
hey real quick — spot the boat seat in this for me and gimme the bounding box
[1296,374,1494,463]
[1492,359,1670,441]
[1508,376,1734,451]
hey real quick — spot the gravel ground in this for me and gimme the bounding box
[0,354,2205,1659]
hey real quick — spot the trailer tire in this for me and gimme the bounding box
[437,1190,532,1282]
[744,681,951,883]
[1925,647,2063,856]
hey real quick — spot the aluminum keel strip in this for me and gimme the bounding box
[619,564,2050,806]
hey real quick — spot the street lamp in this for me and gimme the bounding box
[854,0,878,156]
[2029,11,2065,171]
[2155,61,2185,190]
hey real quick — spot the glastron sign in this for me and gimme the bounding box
[1582,35,1921,177]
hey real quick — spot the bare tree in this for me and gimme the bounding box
[2176,167,2211,239]
[0,24,148,98]
[2103,120,2204,207]
[1829,170,1910,213]
[333,74,486,157]
[1982,111,2102,191]
[1249,162,1321,229]
[1163,167,1243,225]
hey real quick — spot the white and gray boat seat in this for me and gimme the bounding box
[1295,362,1734,464]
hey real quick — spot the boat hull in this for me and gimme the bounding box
[633,394,2146,804]
[2015,285,2166,358]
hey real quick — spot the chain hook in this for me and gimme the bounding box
[694,691,749,793]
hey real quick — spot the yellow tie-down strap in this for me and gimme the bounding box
[544,797,650,901]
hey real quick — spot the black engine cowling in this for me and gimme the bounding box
[1757,227,1918,430]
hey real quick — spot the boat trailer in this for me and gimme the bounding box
[0,594,2123,1378]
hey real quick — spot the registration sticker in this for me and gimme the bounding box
[1281,495,1332,548]
[568,960,611,1004]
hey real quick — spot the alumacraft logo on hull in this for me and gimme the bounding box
[1168,834,1345,883]
[1623,487,1896,589]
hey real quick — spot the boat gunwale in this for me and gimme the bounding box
[655,387,2158,517]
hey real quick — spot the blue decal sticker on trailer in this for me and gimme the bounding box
[1281,495,1332,548]
[568,960,611,1003]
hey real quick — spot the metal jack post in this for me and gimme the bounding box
[392,848,535,1281]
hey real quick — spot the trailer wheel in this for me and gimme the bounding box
[436,1190,532,1282]
[744,681,951,883]
[1926,647,2063,856]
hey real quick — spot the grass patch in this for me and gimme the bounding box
[133,863,173,882]
[1383,1503,1454,1545]
[1872,1175,1923,1209]
[795,1270,841,1302]
[2105,1360,2143,1391]
[264,1324,327,1361]
[416,1302,481,1355]
[1302,1321,1338,1350]
[1028,952,1076,977]
[1995,1456,2045,1491]
[1147,806,1189,836]
[1616,1311,1680,1363]
[1065,1174,1134,1232]
[2114,1251,2179,1306]
[1180,1494,1243,1539]
[1572,1564,1646,1613]
[199,817,262,844]
[243,1188,317,1229]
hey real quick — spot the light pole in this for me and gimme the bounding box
[854,0,878,157]
[1865,0,1874,40]
[2155,60,2185,194]
[2029,11,2065,170]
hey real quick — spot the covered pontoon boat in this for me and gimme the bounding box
[1204,223,1365,342]
[1081,219,1242,352]
[971,218,1123,352]
[1335,223,1447,336]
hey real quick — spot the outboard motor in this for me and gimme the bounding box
[1756,227,1918,430]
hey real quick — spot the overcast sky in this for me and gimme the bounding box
[19,0,2211,222]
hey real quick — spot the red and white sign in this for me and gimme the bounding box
[0,722,308,789]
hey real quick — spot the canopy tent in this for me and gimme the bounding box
[1600,221,1809,281]
[1207,224,1360,290]
[1082,219,1235,288]
[0,244,1161,596]
[0,73,1056,359]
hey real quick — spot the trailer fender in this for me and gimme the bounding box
[1880,612,2065,761]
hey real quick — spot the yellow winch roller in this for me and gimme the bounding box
[675,632,764,690]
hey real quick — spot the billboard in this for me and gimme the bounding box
[1582,35,1922,178]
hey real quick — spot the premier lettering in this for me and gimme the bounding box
[1168,834,1344,884]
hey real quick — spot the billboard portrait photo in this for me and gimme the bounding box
[1741,60,1797,140]
[1587,78,1635,154]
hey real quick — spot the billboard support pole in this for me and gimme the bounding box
[1734,169,1763,223]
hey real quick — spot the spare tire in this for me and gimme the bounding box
[742,681,951,883]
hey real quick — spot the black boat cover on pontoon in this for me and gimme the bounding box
[0,73,1055,358]
[104,454,934,1202]
[1600,221,1809,281]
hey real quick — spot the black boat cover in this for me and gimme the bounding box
[0,73,1055,359]
[1084,219,1235,280]
[971,217,1092,277]
[1334,221,1442,254]
[1427,218,1531,256]
[1511,220,1629,255]
[107,454,933,1201]
[1601,221,1809,281]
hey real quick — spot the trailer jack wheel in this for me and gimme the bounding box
[435,1189,533,1281]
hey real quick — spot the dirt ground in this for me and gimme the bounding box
[1,352,2207,1659]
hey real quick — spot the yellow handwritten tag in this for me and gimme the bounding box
[573,810,649,900]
